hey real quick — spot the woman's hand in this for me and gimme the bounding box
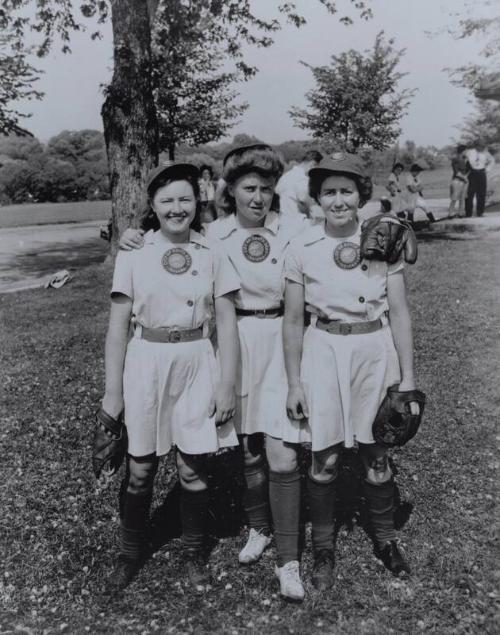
[119,228,145,251]
[286,385,309,420]
[398,378,420,415]
[210,381,235,426]
[101,393,124,420]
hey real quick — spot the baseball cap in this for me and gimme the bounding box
[146,162,199,193]
[308,152,366,180]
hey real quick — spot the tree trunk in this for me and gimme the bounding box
[168,144,175,161]
[102,0,159,250]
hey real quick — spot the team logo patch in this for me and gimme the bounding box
[161,247,192,274]
[331,151,346,161]
[333,241,361,270]
[242,235,271,263]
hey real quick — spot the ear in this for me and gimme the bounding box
[227,183,235,197]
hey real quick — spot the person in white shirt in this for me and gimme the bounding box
[465,141,494,217]
[275,150,323,219]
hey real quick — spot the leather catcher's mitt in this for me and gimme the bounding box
[360,214,418,264]
[372,384,426,447]
[92,408,127,478]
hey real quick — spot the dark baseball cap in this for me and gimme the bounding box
[308,152,366,180]
[146,162,199,192]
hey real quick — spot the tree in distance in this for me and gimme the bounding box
[289,31,416,153]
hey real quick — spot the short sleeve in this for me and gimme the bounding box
[111,251,134,299]
[284,242,304,285]
[213,247,240,298]
[387,258,405,276]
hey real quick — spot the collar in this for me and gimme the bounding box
[147,229,209,249]
[217,210,280,239]
[303,222,361,246]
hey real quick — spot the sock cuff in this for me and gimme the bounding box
[307,468,338,486]
[269,467,300,483]
[244,457,267,476]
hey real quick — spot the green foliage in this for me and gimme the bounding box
[289,32,416,152]
[458,100,500,147]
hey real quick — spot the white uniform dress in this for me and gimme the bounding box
[387,172,404,214]
[111,229,240,457]
[205,212,308,441]
[285,223,402,451]
[404,174,426,213]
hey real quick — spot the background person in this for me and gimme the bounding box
[448,144,469,219]
[198,164,217,224]
[405,162,436,224]
[386,162,406,218]
[283,153,420,590]
[465,141,494,217]
[275,149,323,219]
[102,162,240,593]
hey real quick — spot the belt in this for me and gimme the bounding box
[140,325,205,343]
[235,306,283,318]
[314,316,383,335]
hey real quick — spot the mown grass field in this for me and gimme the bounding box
[0,200,110,229]
[0,227,499,634]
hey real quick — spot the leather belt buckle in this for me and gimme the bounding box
[338,323,352,335]
[169,330,182,343]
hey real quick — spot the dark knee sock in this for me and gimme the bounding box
[363,478,396,549]
[119,490,152,561]
[180,487,209,552]
[243,459,270,534]
[269,468,301,566]
[307,472,337,552]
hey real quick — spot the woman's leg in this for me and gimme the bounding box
[266,437,304,601]
[176,450,211,586]
[108,454,158,593]
[359,443,410,575]
[238,433,272,564]
[308,444,342,590]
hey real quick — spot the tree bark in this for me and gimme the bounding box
[101,0,159,250]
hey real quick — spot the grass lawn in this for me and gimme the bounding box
[0,229,499,634]
[0,200,110,229]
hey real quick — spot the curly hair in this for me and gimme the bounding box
[309,171,373,208]
[141,172,202,233]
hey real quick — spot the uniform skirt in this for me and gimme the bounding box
[234,315,301,442]
[300,324,401,451]
[123,334,238,457]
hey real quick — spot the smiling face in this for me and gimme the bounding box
[151,179,196,240]
[228,171,276,227]
[318,174,359,236]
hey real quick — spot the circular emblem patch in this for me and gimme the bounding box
[242,235,271,263]
[333,241,361,270]
[161,247,192,274]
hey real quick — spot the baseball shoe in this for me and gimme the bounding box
[275,560,305,602]
[104,555,143,595]
[376,540,411,576]
[185,549,211,589]
[312,549,335,590]
[238,528,271,564]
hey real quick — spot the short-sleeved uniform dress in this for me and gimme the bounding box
[205,212,307,442]
[405,174,426,212]
[112,229,240,457]
[285,223,402,450]
[387,172,404,214]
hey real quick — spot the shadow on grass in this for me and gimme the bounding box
[149,446,414,555]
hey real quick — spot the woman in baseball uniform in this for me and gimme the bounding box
[204,144,308,601]
[283,153,419,590]
[386,162,405,217]
[405,163,436,224]
[102,162,240,593]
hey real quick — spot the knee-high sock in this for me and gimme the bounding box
[307,471,337,552]
[243,459,270,534]
[119,490,152,561]
[180,487,209,552]
[363,478,396,549]
[269,468,301,566]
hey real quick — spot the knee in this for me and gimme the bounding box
[176,454,206,491]
[364,454,392,485]
[311,451,340,482]
[127,459,156,495]
[243,448,264,468]
[266,442,298,474]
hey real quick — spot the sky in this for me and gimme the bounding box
[12,0,493,147]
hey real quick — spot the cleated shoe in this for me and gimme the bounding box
[376,540,411,576]
[238,528,272,564]
[312,549,335,591]
[105,556,143,595]
[185,550,211,589]
[275,560,305,602]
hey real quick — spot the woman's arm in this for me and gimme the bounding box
[102,293,133,418]
[119,228,145,251]
[213,294,239,425]
[387,271,419,411]
[283,279,308,419]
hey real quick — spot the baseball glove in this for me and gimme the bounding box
[360,213,418,264]
[372,384,426,447]
[92,408,127,479]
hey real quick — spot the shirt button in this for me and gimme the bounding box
[192,270,198,276]
[271,258,277,264]
[359,296,365,303]
[361,264,368,271]
[187,300,194,307]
